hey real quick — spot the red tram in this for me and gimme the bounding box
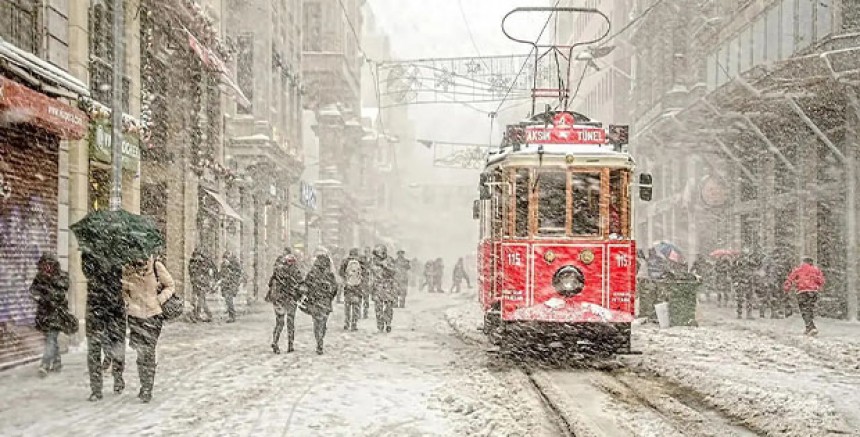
[475,111,651,353]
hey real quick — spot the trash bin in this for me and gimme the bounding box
[636,277,699,326]
[667,279,700,327]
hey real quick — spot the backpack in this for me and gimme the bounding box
[345,259,362,286]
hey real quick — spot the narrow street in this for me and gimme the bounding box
[0,291,557,437]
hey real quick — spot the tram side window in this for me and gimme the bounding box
[610,170,629,238]
[514,169,529,237]
[571,173,601,236]
[537,171,567,236]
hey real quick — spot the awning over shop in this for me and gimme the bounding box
[0,75,88,139]
[184,29,252,110]
[201,187,242,221]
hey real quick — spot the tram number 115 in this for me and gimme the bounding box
[507,252,523,266]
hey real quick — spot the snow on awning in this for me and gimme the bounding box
[0,37,89,97]
[184,29,251,110]
[201,187,243,221]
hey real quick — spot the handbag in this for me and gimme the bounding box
[155,262,184,320]
[58,309,79,335]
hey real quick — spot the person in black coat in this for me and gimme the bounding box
[266,250,303,354]
[219,251,244,323]
[188,248,216,322]
[29,253,70,376]
[302,254,338,354]
[81,250,126,401]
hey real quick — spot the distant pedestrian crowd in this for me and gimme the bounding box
[641,248,826,336]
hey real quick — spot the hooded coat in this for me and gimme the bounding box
[29,254,70,333]
[302,255,338,317]
[219,255,244,297]
[267,255,303,305]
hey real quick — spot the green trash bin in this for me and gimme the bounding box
[637,277,700,326]
[666,279,700,327]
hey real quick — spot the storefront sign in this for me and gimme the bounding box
[0,76,87,139]
[89,120,141,171]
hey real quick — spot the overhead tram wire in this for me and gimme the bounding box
[598,0,666,47]
[335,0,388,137]
[489,0,562,147]
[457,0,492,72]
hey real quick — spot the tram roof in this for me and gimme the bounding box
[485,144,635,169]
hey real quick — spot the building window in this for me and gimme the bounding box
[237,33,254,114]
[1,0,39,54]
[89,0,129,111]
[303,2,322,51]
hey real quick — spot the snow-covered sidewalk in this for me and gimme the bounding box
[0,291,557,437]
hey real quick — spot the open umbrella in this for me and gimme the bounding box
[709,249,740,258]
[652,241,684,263]
[71,209,164,267]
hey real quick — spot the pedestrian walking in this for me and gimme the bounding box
[410,257,420,287]
[371,245,398,333]
[81,250,126,401]
[360,247,373,318]
[339,248,365,331]
[421,260,433,292]
[450,257,471,293]
[188,248,216,322]
[433,258,445,293]
[394,250,411,308]
[219,251,244,323]
[301,254,338,354]
[714,257,733,308]
[29,254,70,376]
[121,256,175,403]
[783,257,825,336]
[266,250,303,354]
[735,250,758,319]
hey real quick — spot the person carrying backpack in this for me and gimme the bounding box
[339,248,364,331]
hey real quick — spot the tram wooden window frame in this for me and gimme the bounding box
[569,168,606,239]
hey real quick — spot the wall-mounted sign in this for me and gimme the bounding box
[89,120,140,171]
[300,181,317,210]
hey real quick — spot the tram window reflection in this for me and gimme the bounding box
[571,173,601,236]
[515,169,530,237]
[610,170,628,238]
[537,171,567,236]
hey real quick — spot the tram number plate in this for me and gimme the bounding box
[611,292,632,303]
[507,252,523,266]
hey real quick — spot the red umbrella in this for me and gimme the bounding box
[709,249,740,258]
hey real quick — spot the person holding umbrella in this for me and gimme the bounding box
[122,255,175,403]
[72,209,166,402]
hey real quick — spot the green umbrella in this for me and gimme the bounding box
[71,209,164,267]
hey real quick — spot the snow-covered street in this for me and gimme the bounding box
[0,291,558,437]
[446,301,860,437]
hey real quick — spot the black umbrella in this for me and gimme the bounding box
[71,209,164,267]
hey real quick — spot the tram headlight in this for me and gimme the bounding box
[552,265,585,297]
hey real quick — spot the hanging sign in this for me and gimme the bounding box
[525,112,607,145]
[88,119,140,171]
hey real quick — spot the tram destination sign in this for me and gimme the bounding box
[524,112,607,145]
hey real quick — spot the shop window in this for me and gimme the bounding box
[537,172,566,236]
[571,173,601,236]
[514,169,530,238]
[89,166,111,212]
[1,0,39,54]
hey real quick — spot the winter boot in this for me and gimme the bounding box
[138,365,155,403]
[316,341,324,355]
[88,392,103,402]
[272,343,281,354]
[38,366,48,378]
[114,375,125,394]
[809,328,819,337]
[386,325,392,333]
[287,342,294,353]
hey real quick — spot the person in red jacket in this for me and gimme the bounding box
[783,257,825,336]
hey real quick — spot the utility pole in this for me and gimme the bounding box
[109,0,125,211]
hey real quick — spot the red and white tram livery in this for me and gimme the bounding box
[476,111,649,353]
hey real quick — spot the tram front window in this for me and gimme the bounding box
[572,173,601,236]
[515,169,529,237]
[537,171,566,236]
